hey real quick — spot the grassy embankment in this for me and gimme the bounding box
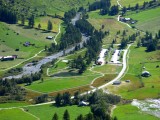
[0,102,29,108]
[112,104,159,120]
[118,0,152,7]
[0,104,90,120]
[28,0,95,16]
[0,108,36,120]
[25,104,90,120]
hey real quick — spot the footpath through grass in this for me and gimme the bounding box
[113,104,159,120]
[26,104,90,120]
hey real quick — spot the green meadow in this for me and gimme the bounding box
[0,14,63,70]
[25,72,100,93]
[26,104,90,120]
[0,102,29,108]
[93,64,122,74]
[113,104,159,120]
[0,108,36,120]
[88,14,135,44]
[119,0,152,7]
[126,7,160,33]
[27,0,96,16]
[0,22,46,70]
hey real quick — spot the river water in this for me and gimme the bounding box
[132,99,160,118]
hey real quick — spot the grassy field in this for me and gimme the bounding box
[27,0,96,16]
[25,71,100,93]
[26,104,90,120]
[48,60,68,75]
[93,64,122,74]
[126,7,160,34]
[0,102,29,108]
[119,0,152,7]
[106,46,160,99]
[87,13,135,44]
[112,104,159,120]
[0,15,63,70]
[18,16,62,33]
[0,22,47,70]
[0,108,36,120]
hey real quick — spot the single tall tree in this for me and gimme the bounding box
[28,15,34,28]
[55,93,62,107]
[76,114,83,120]
[63,110,70,120]
[38,23,41,30]
[137,40,141,48]
[52,113,58,120]
[47,20,53,31]
[21,15,25,25]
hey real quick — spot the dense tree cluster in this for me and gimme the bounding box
[28,15,35,28]
[35,94,48,104]
[0,0,40,24]
[2,72,42,85]
[76,19,94,36]
[0,7,17,24]
[88,0,119,16]
[48,24,82,53]
[120,38,128,49]
[75,18,105,65]
[81,90,120,120]
[141,31,160,52]
[69,55,87,74]
[109,5,119,16]
[16,72,41,84]
[89,0,111,12]
[59,24,82,50]
[122,0,160,15]
[64,9,76,23]
[0,79,25,102]
[4,68,22,77]
[48,43,60,53]
[120,31,140,49]
[54,90,121,120]
[85,30,105,64]
[55,92,71,107]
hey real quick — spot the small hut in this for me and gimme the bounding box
[141,71,151,77]
[113,81,121,85]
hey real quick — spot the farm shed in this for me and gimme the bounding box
[141,71,151,77]
[113,81,121,85]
